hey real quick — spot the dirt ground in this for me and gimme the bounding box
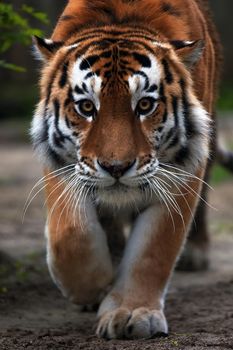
[0,119,233,349]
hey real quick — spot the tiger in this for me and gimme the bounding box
[31,0,225,340]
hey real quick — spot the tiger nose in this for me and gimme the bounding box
[97,159,136,179]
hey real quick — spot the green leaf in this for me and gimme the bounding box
[0,60,26,72]
[0,1,49,72]
[22,5,49,25]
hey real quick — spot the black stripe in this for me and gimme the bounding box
[180,79,196,138]
[162,59,173,84]
[82,83,88,93]
[101,50,112,58]
[59,62,69,88]
[47,147,65,167]
[162,109,168,123]
[64,87,74,107]
[65,116,71,129]
[54,99,60,125]
[64,98,70,107]
[60,15,75,21]
[75,85,84,95]
[53,99,73,144]
[159,83,166,103]
[104,62,112,68]
[119,49,130,57]
[75,37,154,62]
[80,55,100,70]
[175,145,190,165]
[172,96,179,127]
[133,52,151,68]
[84,72,95,79]
[104,70,112,78]
[157,126,164,133]
[53,100,65,143]
[70,27,158,43]
[134,71,149,90]
[147,84,158,93]
[53,132,63,148]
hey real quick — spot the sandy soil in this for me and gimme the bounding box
[0,120,233,349]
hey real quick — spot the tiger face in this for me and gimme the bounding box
[32,27,210,207]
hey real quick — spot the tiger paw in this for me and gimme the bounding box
[96,307,168,339]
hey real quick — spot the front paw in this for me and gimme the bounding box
[96,307,168,339]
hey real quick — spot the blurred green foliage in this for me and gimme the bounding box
[211,164,232,185]
[217,85,233,111]
[0,2,48,71]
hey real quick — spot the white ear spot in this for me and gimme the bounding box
[44,39,54,45]
[32,36,64,62]
[170,40,205,67]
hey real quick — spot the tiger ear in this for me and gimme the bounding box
[32,36,64,61]
[170,40,205,67]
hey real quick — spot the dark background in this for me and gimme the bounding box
[0,0,233,122]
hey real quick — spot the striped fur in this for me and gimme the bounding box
[31,0,222,340]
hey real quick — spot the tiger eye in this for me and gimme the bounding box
[81,100,95,113]
[77,99,96,118]
[138,98,152,111]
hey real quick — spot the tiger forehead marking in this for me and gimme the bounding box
[70,38,161,93]
[70,40,161,111]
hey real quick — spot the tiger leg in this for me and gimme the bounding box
[177,182,209,271]
[44,170,113,305]
[177,129,216,271]
[96,171,203,339]
[177,115,216,271]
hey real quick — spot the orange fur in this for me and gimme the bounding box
[32,0,221,339]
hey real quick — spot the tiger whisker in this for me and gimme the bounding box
[144,176,176,232]
[151,177,185,231]
[22,164,75,223]
[43,171,75,208]
[56,176,82,234]
[48,174,78,227]
[156,171,196,228]
[159,162,214,191]
[158,166,217,211]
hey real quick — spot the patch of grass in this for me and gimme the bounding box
[0,286,8,294]
[211,164,233,185]
[217,85,233,111]
[170,339,179,347]
[211,222,233,235]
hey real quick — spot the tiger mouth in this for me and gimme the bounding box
[102,182,133,191]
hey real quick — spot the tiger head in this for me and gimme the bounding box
[32,26,210,207]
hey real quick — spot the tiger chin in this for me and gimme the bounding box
[31,0,220,340]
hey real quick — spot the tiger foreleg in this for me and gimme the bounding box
[96,170,203,339]
[44,170,113,305]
